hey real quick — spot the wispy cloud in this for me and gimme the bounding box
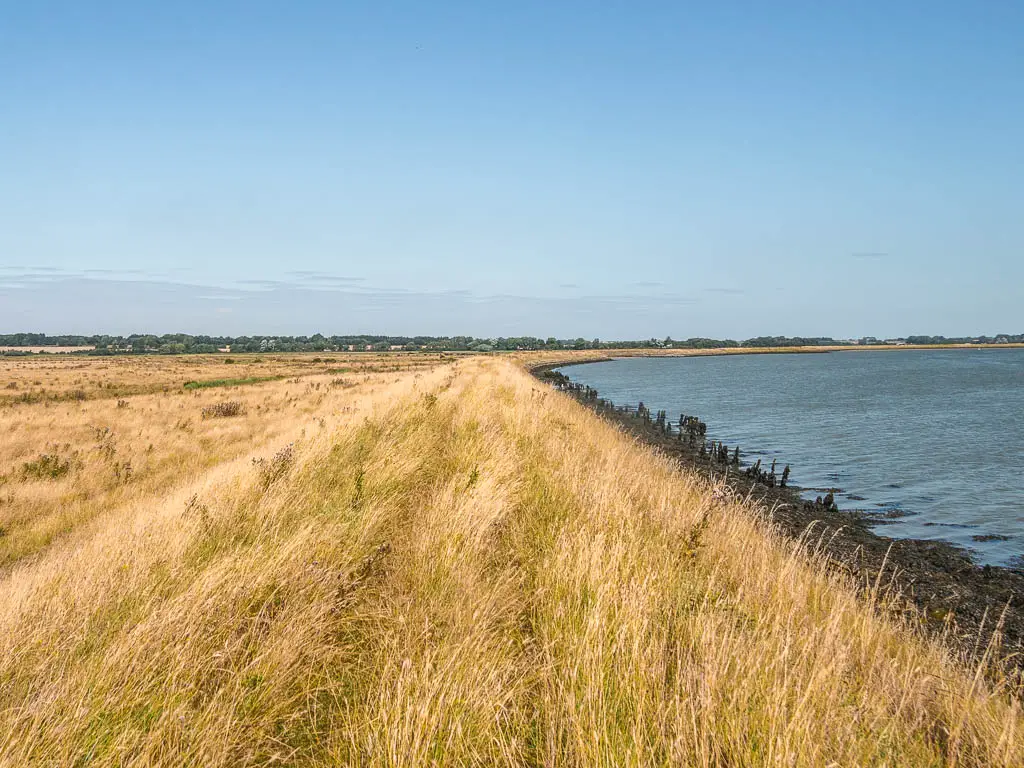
[83,268,156,277]
[285,270,365,283]
[0,274,709,337]
[233,279,287,289]
[0,271,80,283]
[705,287,745,295]
[630,281,664,288]
[233,275,370,292]
[2,265,173,282]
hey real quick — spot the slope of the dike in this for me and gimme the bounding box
[530,359,1024,677]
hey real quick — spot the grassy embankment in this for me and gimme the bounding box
[0,354,1020,765]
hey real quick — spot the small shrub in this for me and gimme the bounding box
[94,427,117,460]
[116,399,130,408]
[252,443,294,487]
[201,401,245,419]
[22,454,72,480]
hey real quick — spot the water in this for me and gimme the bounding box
[557,349,1024,566]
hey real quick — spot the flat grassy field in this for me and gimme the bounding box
[0,353,445,567]
[0,353,1020,765]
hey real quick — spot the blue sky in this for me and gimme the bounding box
[1,1,1021,338]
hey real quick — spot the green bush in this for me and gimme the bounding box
[22,454,72,480]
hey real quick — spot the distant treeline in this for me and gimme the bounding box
[0,332,1021,355]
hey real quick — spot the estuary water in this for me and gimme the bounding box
[557,349,1024,566]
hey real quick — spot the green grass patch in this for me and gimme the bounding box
[183,376,282,390]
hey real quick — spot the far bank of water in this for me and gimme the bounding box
[556,349,1024,566]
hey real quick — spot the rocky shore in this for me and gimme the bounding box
[531,362,1024,683]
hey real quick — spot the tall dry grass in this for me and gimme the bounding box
[0,352,444,405]
[0,360,421,566]
[0,356,1019,765]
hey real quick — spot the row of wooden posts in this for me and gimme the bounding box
[544,370,795,492]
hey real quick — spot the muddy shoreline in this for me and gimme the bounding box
[530,361,1024,678]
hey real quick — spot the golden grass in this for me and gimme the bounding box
[0,354,1020,765]
[0,354,446,566]
[0,351,445,404]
